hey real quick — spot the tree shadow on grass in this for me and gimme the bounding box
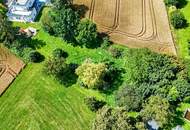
[100,61,125,95]
[15,36,46,50]
[177,0,188,9]
[71,4,89,18]
[58,63,78,87]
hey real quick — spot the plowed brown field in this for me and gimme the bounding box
[73,0,176,54]
[0,45,25,95]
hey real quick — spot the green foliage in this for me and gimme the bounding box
[164,0,179,6]
[164,0,187,8]
[84,97,106,112]
[108,46,124,58]
[43,56,77,86]
[124,48,189,103]
[101,36,112,49]
[140,96,172,128]
[172,78,190,101]
[126,49,181,87]
[0,13,14,44]
[41,10,54,34]
[115,85,143,112]
[43,57,68,76]
[29,51,44,63]
[52,48,68,58]
[92,106,135,130]
[0,4,7,15]
[76,60,107,89]
[170,10,187,29]
[183,96,190,103]
[51,0,71,10]
[53,7,80,42]
[167,86,180,102]
[135,122,146,130]
[76,19,98,47]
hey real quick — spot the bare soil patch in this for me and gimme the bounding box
[0,45,25,95]
[73,0,176,54]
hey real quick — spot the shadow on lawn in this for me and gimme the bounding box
[177,0,188,9]
[101,61,125,95]
[15,36,46,50]
[58,63,78,87]
[72,4,89,18]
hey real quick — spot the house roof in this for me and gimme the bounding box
[16,0,28,5]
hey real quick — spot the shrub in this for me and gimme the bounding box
[108,46,124,58]
[75,60,107,89]
[115,85,143,111]
[41,10,54,34]
[53,7,80,42]
[84,97,106,111]
[92,106,136,130]
[52,48,68,58]
[170,10,187,29]
[101,36,112,49]
[22,47,33,62]
[76,19,98,48]
[172,78,190,101]
[140,96,173,128]
[43,57,67,75]
[29,51,44,63]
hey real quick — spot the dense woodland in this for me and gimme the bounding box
[1,0,190,129]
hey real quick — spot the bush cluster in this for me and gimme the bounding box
[84,97,106,111]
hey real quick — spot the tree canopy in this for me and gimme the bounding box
[140,96,173,128]
[75,60,107,89]
[76,19,98,47]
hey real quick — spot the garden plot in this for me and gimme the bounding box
[73,0,176,54]
[0,45,25,95]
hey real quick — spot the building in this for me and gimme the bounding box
[6,0,46,22]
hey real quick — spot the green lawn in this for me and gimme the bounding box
[175,0,190,59]
[173,1,190,129]
[0,8,123,129]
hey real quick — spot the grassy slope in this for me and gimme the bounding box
[0,9,123,129]
[175,0,190,59]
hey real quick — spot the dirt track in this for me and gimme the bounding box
[0,45,25,95]
[73,0,176,54]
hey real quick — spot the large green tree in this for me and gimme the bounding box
[92,106,135,130]
[53,7,80,42]
[75,60,107,89]
[140,96,173,128]
[0,13,14,44]
[76,19,98,47]
[115,85,143,111]
[125,49,186,101]
[170,10,187,29]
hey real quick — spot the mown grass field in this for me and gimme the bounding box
[175,0,190,59]
[0,8,124,129]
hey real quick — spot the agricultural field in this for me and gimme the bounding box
[0,45,25,95]
[73,0,176,54]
